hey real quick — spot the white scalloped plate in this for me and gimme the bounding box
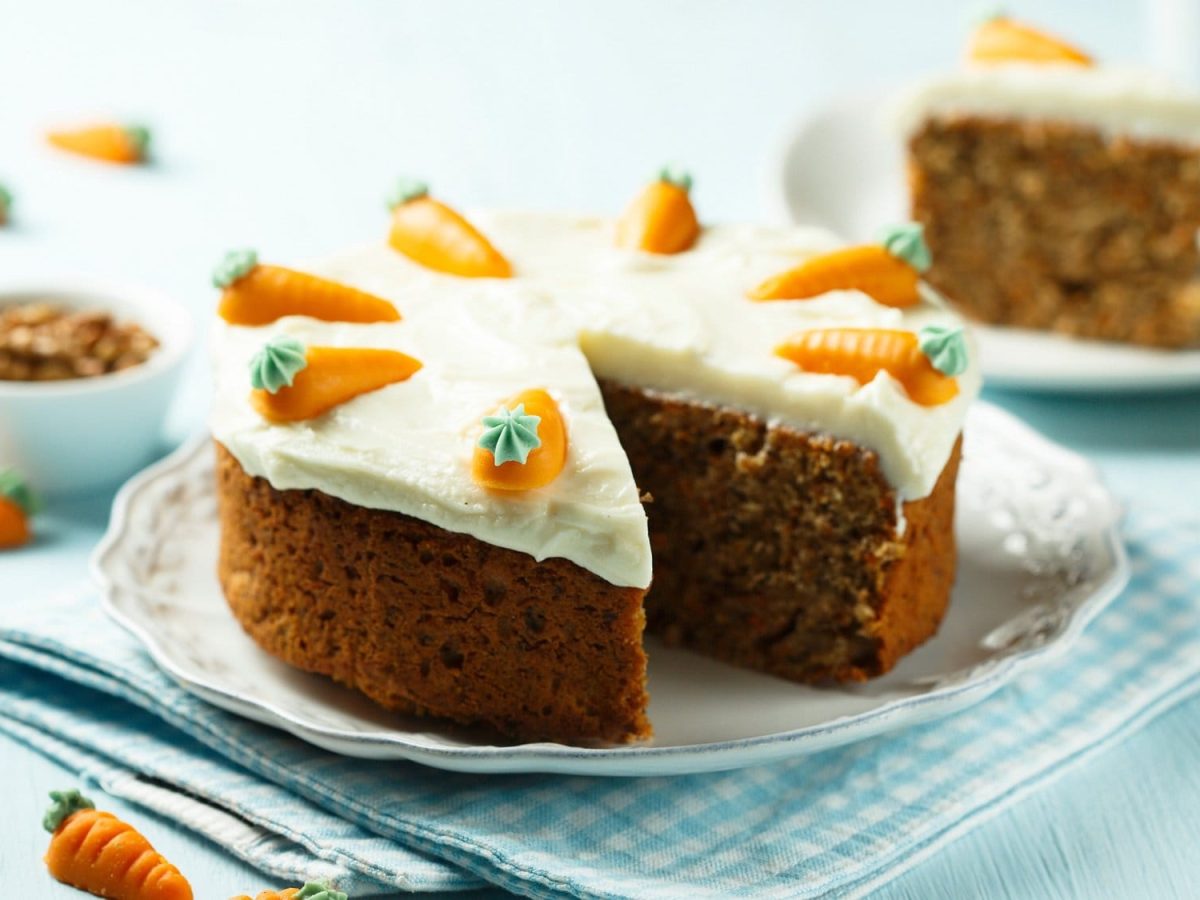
[92,402,1128,776]
[768,91,1200,392]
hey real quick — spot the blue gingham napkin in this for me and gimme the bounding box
[1,509,1198,899]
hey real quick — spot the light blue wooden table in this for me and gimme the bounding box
[3,1,1198,896]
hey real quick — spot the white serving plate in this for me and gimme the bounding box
[92,402,1128,776]
[769,91,1200,393]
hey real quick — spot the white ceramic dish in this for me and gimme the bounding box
[0,281,193,494]
[769,91,1200,393]
[93,402,1128,776]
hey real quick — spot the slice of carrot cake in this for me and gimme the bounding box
[898,14,1200,347]
[209,175,979,745]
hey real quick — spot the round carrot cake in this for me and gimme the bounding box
[209,176,980,745]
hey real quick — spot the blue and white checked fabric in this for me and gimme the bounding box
[1,509,1198,899]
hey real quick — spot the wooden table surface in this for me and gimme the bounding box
[3,1,1199,896]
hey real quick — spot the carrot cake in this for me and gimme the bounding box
[209,176,980,745]
[897,14,1200,348]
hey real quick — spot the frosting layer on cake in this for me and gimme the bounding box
[895,65,1200,145]
[211,213,980,588]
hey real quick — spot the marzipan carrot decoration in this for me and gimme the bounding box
[214,250,400,325]
[774,325,968,406]
[248,335,422,423]
[387,178,512,278]
[47,123,151,164]
[615,166,700,254]
[472,388,567,491]
[749,223,931,307]
[229,881,348,900]
[43,788,193,900]
[0,183,12,226]
[967,14,1093,66]
[0,468,37,549]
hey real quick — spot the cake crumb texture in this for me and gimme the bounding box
[910,116,1200,347]
[214,442,651,745]
[598,380,961,683]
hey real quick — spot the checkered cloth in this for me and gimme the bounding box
[1,509,1197,899]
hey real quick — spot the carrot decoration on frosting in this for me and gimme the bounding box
[43,788,193,900]
[248,335,422,423]
[0,468,37,549]
[967,13,1093,66]
[472,388,567,491]
[214,250,400,325]
[749,223,931,307]
[229,881,348,900]
[387,178,512,278]
[774,325,968,406]
[47,123,151,164]
[615,166,700,254]
[0,183,12,226]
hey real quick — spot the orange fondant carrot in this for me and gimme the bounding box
[43,789,193,900]
[967,15,1093,66]
[0,183,12,226]
[615,167,700,254]
[472,388,568,491]
[214,250,400,325]
[249,339,422,423]
[47,123,150,164]
[387,179,512,278]
[0,469,36,549]
[229,882,347,900]
[750,223,930,307]
[774,327,961,406]
[0,496,30,548]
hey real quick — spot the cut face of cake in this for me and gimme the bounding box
[897,16,1200,348]
[210,191,980,745]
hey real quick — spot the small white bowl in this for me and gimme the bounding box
[0,280,194,495]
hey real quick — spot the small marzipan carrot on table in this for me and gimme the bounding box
[774,324,969,407]
[472,388,568,491]
[213,249,401,326]
[749,223,931,307]
[0,468,37,549]
[387,178,513,278]
[248,335,422,423]
[46,123,151,164]
[615,165,700,254]
[967,13,1093,66]
[229,881,349,900]
[43,788,193,900]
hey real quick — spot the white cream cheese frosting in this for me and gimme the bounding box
[895,64,1200,145]
[210,212,980,588]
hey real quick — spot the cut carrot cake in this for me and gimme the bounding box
[209,175,980,745]
[898,14,1200,347]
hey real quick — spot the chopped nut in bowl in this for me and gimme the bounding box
[0,282,193,495]
[0,302,161,382]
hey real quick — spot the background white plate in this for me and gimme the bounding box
[92,402,1128,776]
[770,91,1200,393]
